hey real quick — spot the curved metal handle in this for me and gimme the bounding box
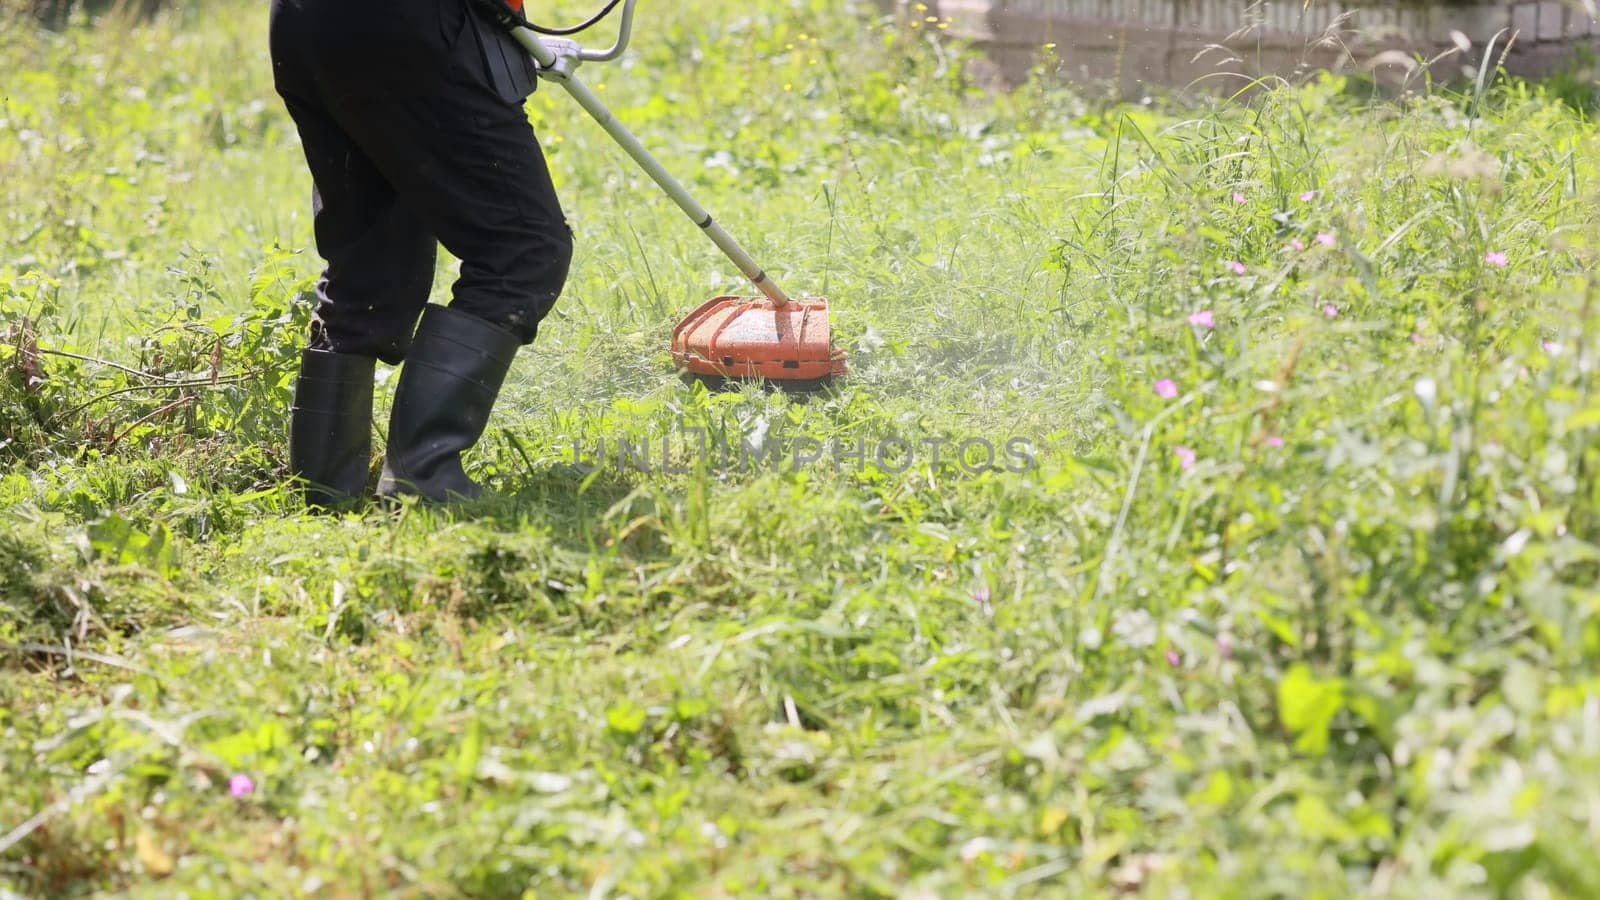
[578,0,637,62]
[510,1,796,307]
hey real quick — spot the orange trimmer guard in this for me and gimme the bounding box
[671,295,848,382]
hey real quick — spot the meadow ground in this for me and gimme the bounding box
[3,1,1600,896]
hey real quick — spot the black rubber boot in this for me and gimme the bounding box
[289,349,375,510]
[377,304,520,503]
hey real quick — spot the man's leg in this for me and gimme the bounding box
[273,0,438,508]
[319,43,572,501]
[270,0,442,363]
[276,94,427,508]
[326,97,572,345]
[280,95,439,365]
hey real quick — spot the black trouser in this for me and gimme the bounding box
[268,0,572,363]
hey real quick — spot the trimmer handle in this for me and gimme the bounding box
[510,1,797,308]
[528,0,638,81]
[576,0,637,63]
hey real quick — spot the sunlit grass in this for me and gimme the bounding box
[3,0,1600,895]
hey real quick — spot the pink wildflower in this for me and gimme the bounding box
[1542,340,1561,356]
[1485,250,1508,268]
[1300,190,1318,202]
[1187,310,1216,329]
[1166,649,1182,668]
[229,774,255,797]
[1174,446,1197,470]
[1154,378,1179,400]
[1290,238,1306,252]
[1265,436,1285,448]
[1217,634,1234,659]
[1316,232,1336,247]
[1232,191,1248,203]
[1226,260,1247,275]
[1323,304,1340,318]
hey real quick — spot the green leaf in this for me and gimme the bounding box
[455,718,482,780]
[1187,770,1235,810]
[606,701,647,736]
[1292,794,1359,843]
[1566,407,1600,432]
[673,696,709,721]
[1277,664,1345,755]
[1346,689,1402,748]
[1255,610,1301,648]
[87,515,179,578]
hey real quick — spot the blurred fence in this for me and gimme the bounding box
[879,1,1600,91]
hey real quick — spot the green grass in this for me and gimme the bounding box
[4,0,1600,895]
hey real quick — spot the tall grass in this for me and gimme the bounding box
[3,0,1600,895]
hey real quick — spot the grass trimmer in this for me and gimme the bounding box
[484,0,847,388]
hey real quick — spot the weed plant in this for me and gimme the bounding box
[2,0,1599,895]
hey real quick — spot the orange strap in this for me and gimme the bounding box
[507,0,524,10]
